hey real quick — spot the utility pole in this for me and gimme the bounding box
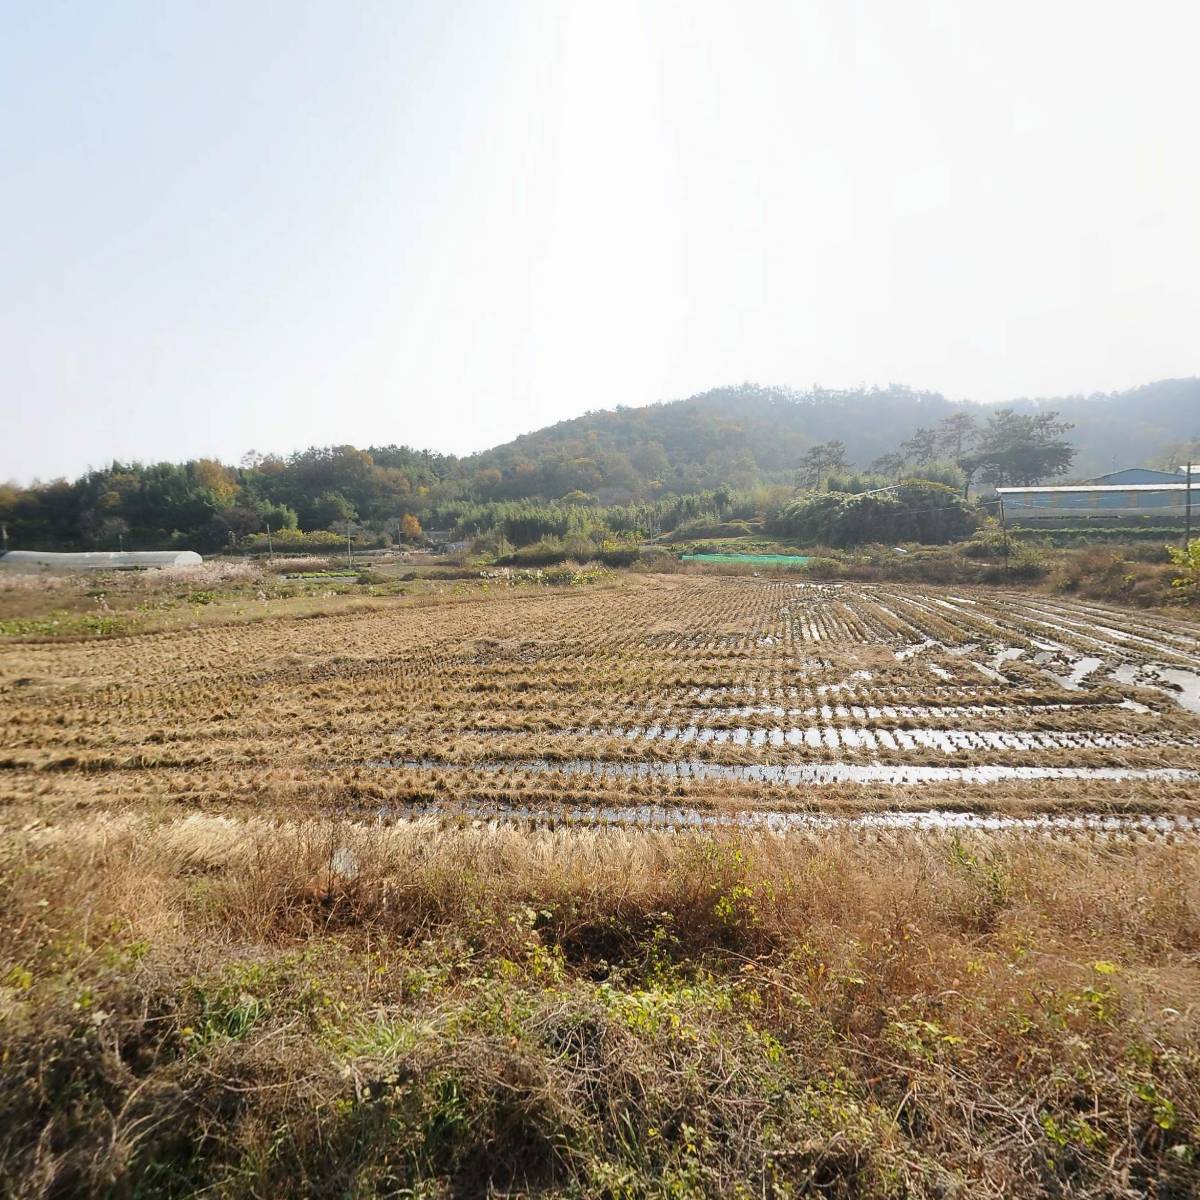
[266,522,273,560]
[999,493,1011,574]
[332,521,356,567]
[1187,461,1194,548]
[0,522,8,554]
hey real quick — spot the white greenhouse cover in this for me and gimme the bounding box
[0,550,203,570]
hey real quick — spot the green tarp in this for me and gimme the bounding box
[680,553,812,565]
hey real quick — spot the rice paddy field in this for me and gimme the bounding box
[3,572,1200,1196]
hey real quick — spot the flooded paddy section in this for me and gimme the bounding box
[426,716,1197,755]
[370,582,1200,814]
[882,590,1200,714]
[371,755,1200,787]
[5,574,1200,830]
[570,723,1198,753]
[374,797,1200,838]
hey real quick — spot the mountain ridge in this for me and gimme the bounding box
[465,378,1200,494]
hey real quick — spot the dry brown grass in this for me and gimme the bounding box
[0,572,77,593]
[259,555,341,572]
[1,815,1199,1196]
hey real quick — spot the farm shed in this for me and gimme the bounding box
[0,550,203,571]
[1085,467,1189,485]
[995,483,1193,524]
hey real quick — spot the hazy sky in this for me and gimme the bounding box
[4,0,1198,482]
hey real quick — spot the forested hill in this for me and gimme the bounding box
[1018,378,1199,476]
[469,385,959,495]
[3,378,1197,553]
[470,379,1200,495]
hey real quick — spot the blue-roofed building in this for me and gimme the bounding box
[1084,467,1188,486]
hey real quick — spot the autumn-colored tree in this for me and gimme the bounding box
[400,513,422,542]
[192,458,240,504]
[474,468,503,492]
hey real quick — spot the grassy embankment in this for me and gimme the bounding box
[653,537,1198,615]
[0,558,615,641]
[2,817,1198,1197]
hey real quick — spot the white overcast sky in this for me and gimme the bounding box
[3,0,1198,481]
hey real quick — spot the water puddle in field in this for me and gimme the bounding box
[1012,645,1200,715]
[1053,656,1105,691]
[971,662,1008,682]
[369,758,1200,786]
[562,724,1189,754]
[895,639,939,660]
[1109,664,1200,716]
[1010,604,1200,667]
[692,702,1116,721]
[377,800,1198,836]
[1110,664,1141,689]
[1151,668,1200,715]
[817,671,874,694]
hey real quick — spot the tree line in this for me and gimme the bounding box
[772,408,1078,547]
[796,407,1077,492]
[0,401,1079,554]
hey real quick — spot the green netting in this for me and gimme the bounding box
[679,553,812,565]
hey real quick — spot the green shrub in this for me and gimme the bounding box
[981,545,1047,582]
[1168,540,1200,599]
[498,536,638,568]
[670,518,757,540]
[773,481,977,548]
[242,529,348,553]
[1010,525,1186,545]
[800,556,843,579]
[962,528,1012,559]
